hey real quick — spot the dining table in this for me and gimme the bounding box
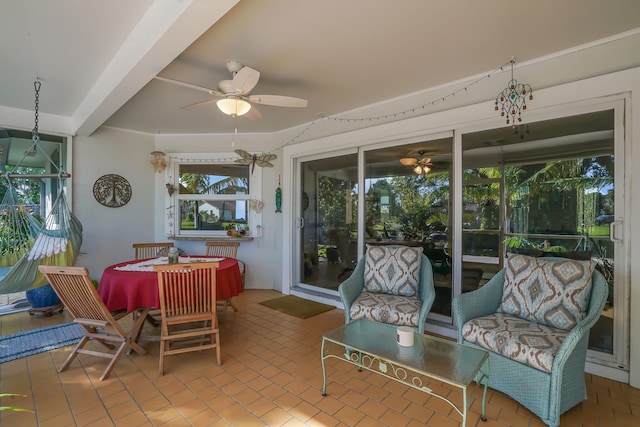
[98,256,243,313]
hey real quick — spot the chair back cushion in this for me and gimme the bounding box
[364,245,422,297]
[499,255,596,331]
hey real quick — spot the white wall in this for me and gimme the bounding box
[72,127,155,280]
[72,128,286,290]
[153,132,285,291]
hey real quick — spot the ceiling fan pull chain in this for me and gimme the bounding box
[232,123,237,147]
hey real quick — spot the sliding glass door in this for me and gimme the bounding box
[290,101,628,377]
[460,107,627,369]
[296,152,358,292]
[362,137,454,318]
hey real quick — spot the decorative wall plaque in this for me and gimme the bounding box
[93,174,132,208]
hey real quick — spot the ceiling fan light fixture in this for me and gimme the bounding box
[400,157,417,166]
[217,97,251,116]
[413,164,431,174]
[401,150,432,174]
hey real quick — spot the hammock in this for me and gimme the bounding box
[0,177,82,294]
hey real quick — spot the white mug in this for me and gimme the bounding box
[397,326,414,347]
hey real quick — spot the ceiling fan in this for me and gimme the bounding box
[153,60,308,118]
[400,150,434,174]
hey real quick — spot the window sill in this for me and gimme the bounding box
[170,236,254,242]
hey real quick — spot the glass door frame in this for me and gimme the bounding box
[288,147,359,296]
[449,96,629,376]
[282,92,631,382]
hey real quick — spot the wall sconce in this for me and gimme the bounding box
[150,151,168,173]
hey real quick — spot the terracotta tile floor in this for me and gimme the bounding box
[1,289,639,426]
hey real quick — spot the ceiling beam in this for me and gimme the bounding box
[73,0,240,136]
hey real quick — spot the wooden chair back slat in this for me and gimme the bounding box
[203,241,244,314]
[133,242,174,259]
[205,241,239,258]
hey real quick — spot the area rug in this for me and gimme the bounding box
[0,322,84,364]
[259,295,335,319]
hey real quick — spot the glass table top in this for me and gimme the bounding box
[323,318,488,387]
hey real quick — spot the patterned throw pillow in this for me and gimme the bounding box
[364,245,422,297]
[499,255,596,331]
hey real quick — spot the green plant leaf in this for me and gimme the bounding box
[0,393,32,412]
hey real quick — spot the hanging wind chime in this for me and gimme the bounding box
[494,58,533,128]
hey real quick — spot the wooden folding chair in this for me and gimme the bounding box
[205,241,244,313]
[133,242,174,260]
[38,266,147,381]
[153,262,221,376]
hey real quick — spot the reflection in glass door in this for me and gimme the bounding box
[503,152,617,356]
[461,107,626,371]
[362,137,453,317]
[297,153,358,292]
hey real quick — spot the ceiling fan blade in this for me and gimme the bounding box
[182,99,219,110]
[248,94,308,108]
[232,66,260,94]
[154,75,223,96]
[244,105,263,120]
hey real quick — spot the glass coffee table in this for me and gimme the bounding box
[321,318,489,426]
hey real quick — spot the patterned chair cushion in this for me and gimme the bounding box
[364,245,422,297]
[499,255,595,331]
[350,292,422,328]
[462,313,568,373]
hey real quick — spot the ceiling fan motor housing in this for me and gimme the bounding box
[218,80,235,94]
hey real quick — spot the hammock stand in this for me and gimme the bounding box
[0,175,82,294]
[0,78,83,294]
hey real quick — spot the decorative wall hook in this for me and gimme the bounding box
[249,199,264,213]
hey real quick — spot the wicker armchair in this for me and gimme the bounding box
[452,257,608,427]
[338,245,435,334]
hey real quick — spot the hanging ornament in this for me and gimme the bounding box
[494,58,533,128]
[150,151,168,173]
[275,175,282,213]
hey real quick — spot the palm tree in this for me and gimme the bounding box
[179,173,249,229]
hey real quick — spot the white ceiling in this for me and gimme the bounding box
[1,0,640,138]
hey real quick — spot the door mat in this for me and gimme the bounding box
[0,322,84,364]
[259,295,335,319]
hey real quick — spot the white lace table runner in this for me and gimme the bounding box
[114,257,223,272]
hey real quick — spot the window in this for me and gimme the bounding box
[168,154,262,238]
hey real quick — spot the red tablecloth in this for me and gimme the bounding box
[98,257,243,312]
